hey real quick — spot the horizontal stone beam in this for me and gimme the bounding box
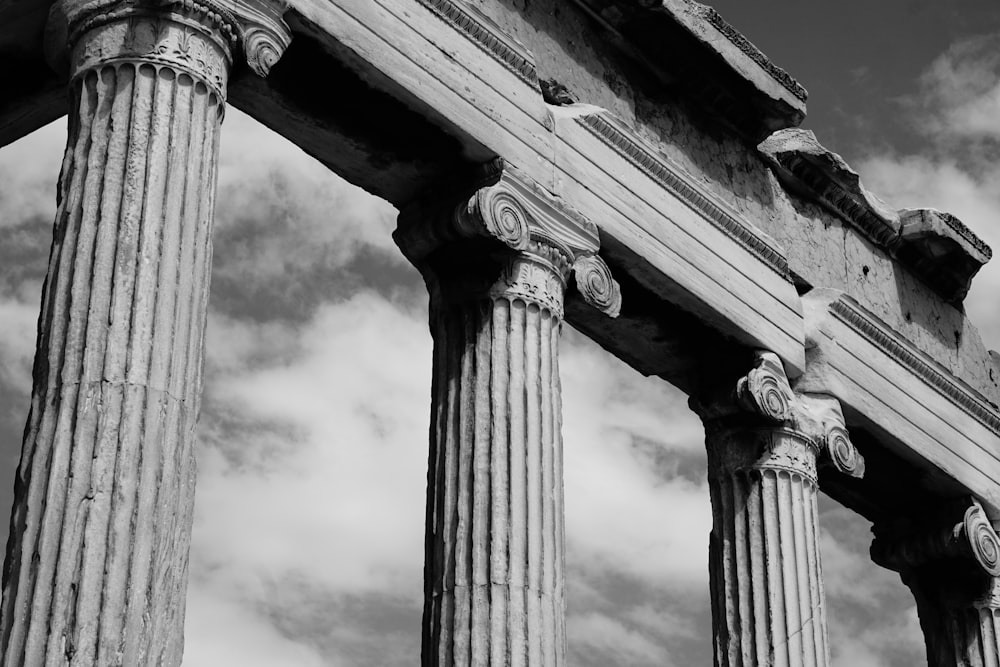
[276,0,807,376]
[798,289,1000,512]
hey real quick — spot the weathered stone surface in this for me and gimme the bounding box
[691,351,863,667]
[759,129,901,247]
[2,0,1000,660]
[897,208,992,305]
[800,289,1000,512]
[566,0,807,142]
[0,1,291,664]
[396,164,618,665]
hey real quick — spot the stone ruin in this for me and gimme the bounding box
[1,0,998,664]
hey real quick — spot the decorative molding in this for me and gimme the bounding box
[577,111,791,280]
[735,351,794,422]
[798,393,865,479]
[694,4,807,102]
[759,130,900,248]
[572,254,622,317]
[69,14,232,97]
[692,352,866,480]
[823,423,864,478]
[217,0,292,77]
[48,0,291,86]
[395,160,621,319]
[415,0,538,86]
[941,212,993,261]
[897,208,991,304]
[829,295,1000,437]
[490,240,571,318]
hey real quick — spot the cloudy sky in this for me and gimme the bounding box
[1,3,999,666]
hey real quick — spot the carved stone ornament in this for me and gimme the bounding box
[872,499,1000,577]
[46,0,292,95]
[735,350,794,422]
[693,351,865,480]
[395,159,622,318]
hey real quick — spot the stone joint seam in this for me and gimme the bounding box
[829,297,1000,437]
[577,112,792,280]
[46,379,192,406]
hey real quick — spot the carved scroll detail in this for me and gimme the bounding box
[823,424,864,478]
[572,254,621,317]
[396,160,622,320]
[47,0,291,85]
[692,351,865,481]
[735,351,794,422]
[466,186,532,250]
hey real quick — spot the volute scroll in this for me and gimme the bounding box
[395,159,622,319]
[691,350,866,480]
[46,0,292,85]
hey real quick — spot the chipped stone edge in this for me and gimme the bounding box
[829,294,1000,436]
[939,211,994,261]
[759,147,900,248]
[415,0,538,87]
[577,110,792,280]
[693,3,807,103]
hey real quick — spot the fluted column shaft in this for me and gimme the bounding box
[0,7,232,665]
[705,425,828,667]
[693,353,861,667]
[397,162,620,667]
[424,243,569,667]
[908,582,1000,667]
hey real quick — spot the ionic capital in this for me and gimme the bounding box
[395,159,622,318]
[872,498,1000,578]
[46,0,292,95]
[691,350,865,479]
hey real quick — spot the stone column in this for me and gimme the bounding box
[691,352,865,667]
[0,2,289,665]
[872,499,1000,667]
[396,163,621,667]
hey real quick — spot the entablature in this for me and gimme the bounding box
[761,128,992,306]
[799,288,1000,514]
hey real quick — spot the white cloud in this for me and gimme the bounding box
[0,120,62,228]
[858,34,1000,350]
[568,612,674,666]
[911,33,1000,144]
[184,587,332,667]
[0,297,38,396]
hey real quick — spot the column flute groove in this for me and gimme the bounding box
[396,162,621,666]
[693,352,864,667]
[0,1,291,664]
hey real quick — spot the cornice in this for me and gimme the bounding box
[759,130,900,248]
[415,0,538,87]
[941,211,993,260]
[761,130,991,304]
[577,111,791,280]
[694,4,806,103]
[828,295,1000,437]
